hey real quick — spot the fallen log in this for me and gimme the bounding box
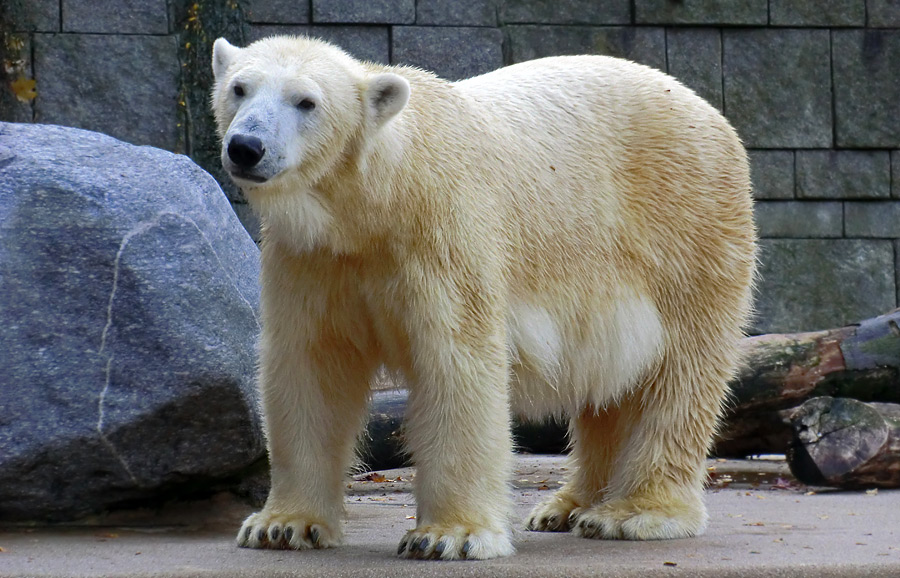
[360,309,900,468]
[715,309,900,457]
[360,390,568,470]
[786,396,900,489]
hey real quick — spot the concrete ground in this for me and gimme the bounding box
[2,455,898,578]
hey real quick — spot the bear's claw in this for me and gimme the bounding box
[525,492,581,532]
[397,526,512,560]
[237,511,340,550]
[572,496,707,541]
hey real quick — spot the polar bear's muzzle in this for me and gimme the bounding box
[226,134,268,183]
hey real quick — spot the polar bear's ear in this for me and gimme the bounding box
[212,38,241,79]
[364,73,410,127]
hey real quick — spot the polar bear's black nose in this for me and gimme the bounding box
[227,134,265,168]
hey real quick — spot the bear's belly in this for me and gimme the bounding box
[507,292,665,418]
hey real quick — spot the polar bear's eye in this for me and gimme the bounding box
[233,84,245,97]
[297,98,316,111]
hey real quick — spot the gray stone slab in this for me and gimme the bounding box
[392,26,503,81]
[845,201,900,237]
[33,34,181,152]
[868,0,900,26]
[5,0,59,31]
[247,0,310,23]
[754,201,842,238]
[416,0,497,26]
[754,239,896,334]
[0,122,262,522]
[769,0,865,26]
[635,0,767,24]
[894,151,900,198]
[247,25,390,64]
[666,28,722,111]
[505,26,667,71]
[748,150,795,200]
[833,30,900,149]
[896,240,900,307]
[796,150,891,199]
[62,0,169,34]
[312,0,414,24]
[723,29,832,149]
[499,0,630,25]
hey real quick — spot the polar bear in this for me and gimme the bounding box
[211,36,756,560]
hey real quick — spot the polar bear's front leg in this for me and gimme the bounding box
[237,340,371,550]
[399,286,515,560]
[236,248,374,551]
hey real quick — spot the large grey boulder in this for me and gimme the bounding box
[0,122,263,521]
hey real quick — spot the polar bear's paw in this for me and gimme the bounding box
[397,525,514,560]
[571,496,707,541]
[525,491,582,532]
[237,511,342,550]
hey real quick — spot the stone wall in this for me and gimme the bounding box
[2,0,899,334]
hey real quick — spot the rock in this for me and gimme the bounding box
[33,34,181,151]
[747,150,795,200]
[0,122,263,522]
[499,0,630,25]
[311,0,415,24]
[504,25,666,71]
[754,201,842,239]
[796,150,891,200]
[391,26,503,81]
[634,0,767,25]
[723,29,832,148]
[833,30,900,148]
[754,239,895,334]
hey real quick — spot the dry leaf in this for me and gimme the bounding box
[11,77,36,102]
[663,561,677,567]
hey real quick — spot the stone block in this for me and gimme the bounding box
[247,25,390,64]
[247,0,310,23]
[894,151,900,198]
[666,28,722,111]
[845,202,900,237]
[833,30,900,148]
[896,240,900,307]
[770,0,865,26]
[796,150,891,199]
[748,150,794,200]
[754,239,896,334]
[754,201,842,239]
[34,34,181,152]
[62,0,168,34]
[5,0,59,31]
[312,0,414,24]
[417,0,497,26]
[634,0,767,24]
[392,26,503,81]
[505,26,667,71]
[868,0,900,27]
[723,29,832,149]
[500,0,630,25]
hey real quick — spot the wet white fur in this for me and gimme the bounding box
[211,36,757,559]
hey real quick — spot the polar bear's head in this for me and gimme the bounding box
[211,36,409,192]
